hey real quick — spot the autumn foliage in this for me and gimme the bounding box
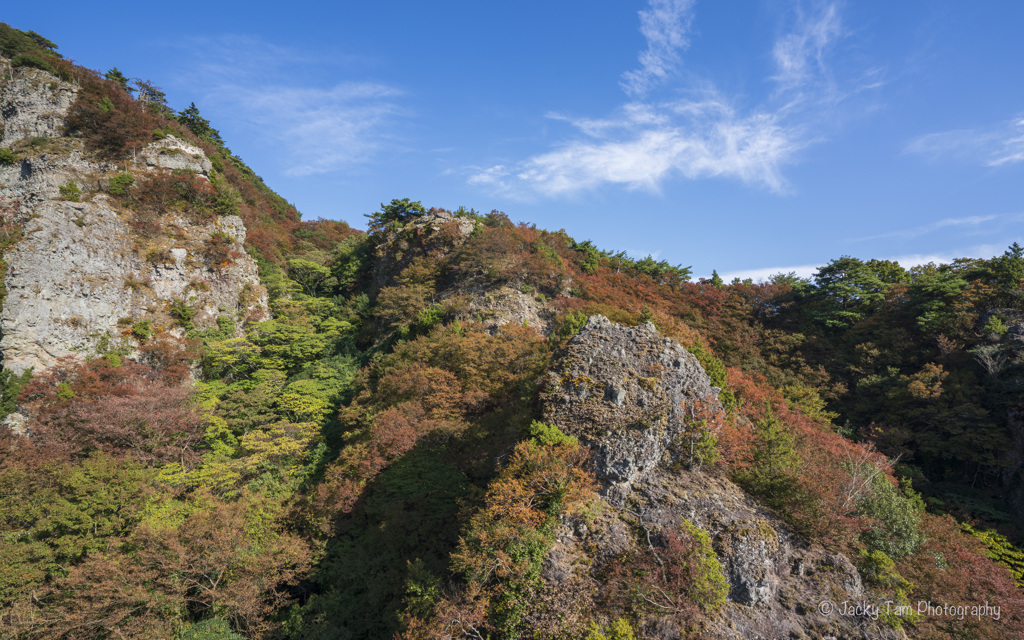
[19,355,206,467]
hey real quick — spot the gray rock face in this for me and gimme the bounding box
[138,135,213,174]
[533,316,904,640]
[0,61,78,145]
[467,285,555,336]
[0,199,266,373]
[0,62,268,375]
[541,315,720,489]
[0,140,115,206]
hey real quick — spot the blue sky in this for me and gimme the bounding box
[6,1,1024,280]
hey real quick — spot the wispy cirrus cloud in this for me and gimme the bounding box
[620,0,696,99]
[174,35,405,176]
[222,82,404,176]
[470,1,859,199]
[905,116,1024,167]
[853,213,1015,242]
[771,3,842,96]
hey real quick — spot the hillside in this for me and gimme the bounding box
[1,23,1024,640]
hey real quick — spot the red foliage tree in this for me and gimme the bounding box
[20,357,206,467]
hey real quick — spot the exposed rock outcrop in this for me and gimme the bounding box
[0,60,78,146]
[0,61,268,374]
[534,316,905,640]
[0,197,265,373]
[541,315,720,491]
[467,285,555,336]
[138,135,213,174]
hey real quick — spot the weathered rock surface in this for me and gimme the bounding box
[0,198,265,373]
[541,315,720,491]
[533,316,904,640]
[138,135,213,174]
[0,62,268,374]
[0,60,78,146]
[467,285,555,336]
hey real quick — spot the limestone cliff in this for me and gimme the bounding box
[534,316,905,640]
[0,58,268,374]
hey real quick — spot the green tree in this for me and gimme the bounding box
[858,475,925,560]
[710,269,724,289]
[104,67,130,93]
[177,102,225,145]
[809,256,887,329]
[366,198,427,235]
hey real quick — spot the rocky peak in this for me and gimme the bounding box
[535,316,905,640]
[542,315,721,492]
[369,209,475,294]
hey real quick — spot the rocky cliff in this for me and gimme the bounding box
[534,316,905,640]
[0,58,267,374]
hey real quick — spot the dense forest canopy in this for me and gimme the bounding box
[1,23,1024,640]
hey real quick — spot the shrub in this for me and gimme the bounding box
[170,299,197,331]
[18,357,207,466]
[601,518,728,630]
[10,53,56,75]
[131,320,153,342]
[107,172,135,196]
[982,315,1009,335]
[58,181,81,202]
[528,420,578,447]
[858,474,925,561]
[961,523,1024,588]
[0,149,18,165]
[586,618,636,640]
[555,310,589,340]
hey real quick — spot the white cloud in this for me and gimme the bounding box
[853,213,1009,241]
[225,82,404,176]
[503,102,799,196]
[771,3,843,95]
[905,117,1024,167]
[175,35,404,176]
[718,263,820,283]
[471,2,859,199]
[620,0,697,98]
[715,243,1024,284]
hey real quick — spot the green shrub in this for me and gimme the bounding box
[556,310,589,340]
[528,420,578,447]
[177,618,246,640]
[59,181,81,202]
[170,298,197,330]
[857,475,925,561]
[962,523,1024,588]
[108,172,135,196]
[0,149,18,166]
[97,96,115,114]
[131,320,153,342]
[10,53,56,75]
[586,618,636,640]
[983,315,1009,335]
[857,549,917,628]
[680,519,730,612]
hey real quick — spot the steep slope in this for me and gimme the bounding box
[0,56,267,374]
